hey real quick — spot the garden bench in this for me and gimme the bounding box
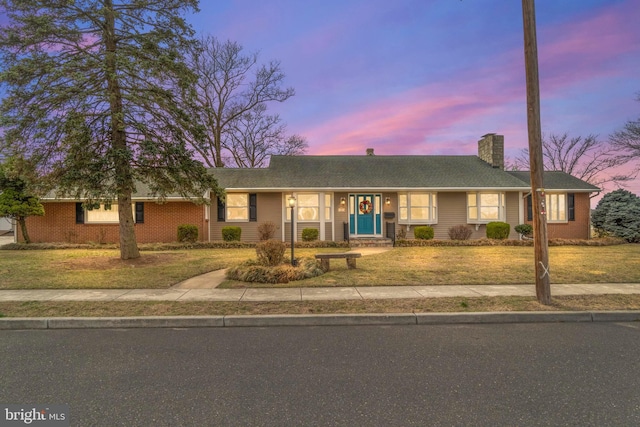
[315,252,361,271]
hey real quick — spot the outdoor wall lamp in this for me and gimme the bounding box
[288,195,296,266]
[385,197,391,206]
[340,197,346,206]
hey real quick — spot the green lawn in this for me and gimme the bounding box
[1,245,639,290]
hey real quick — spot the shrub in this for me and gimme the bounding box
[256,240,286,266]
[515,224,533,238]
[592,189,640,243]
[448,225,472,240]
[221,226,241,242]
[177,224,198,243]
[486,222,510,240]
[414,225,434,240]
[302,228,319,241]
[226,257,325,284]
[396,227,407,239]
[257,221,278,241]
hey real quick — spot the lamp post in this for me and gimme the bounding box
[288,195,296,266]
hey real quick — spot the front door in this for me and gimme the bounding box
[356,194,374,235]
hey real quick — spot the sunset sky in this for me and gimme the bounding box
[189,0,640,195]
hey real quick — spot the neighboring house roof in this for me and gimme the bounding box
[211,155,598,192]
[506,171,600,192]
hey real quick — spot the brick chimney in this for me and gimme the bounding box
[478,133,504,169]
[366,148,375,156]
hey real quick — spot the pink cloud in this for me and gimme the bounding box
[303,1,640,158]
[538,1,640,92]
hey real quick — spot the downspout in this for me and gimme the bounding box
[589,191,602,239]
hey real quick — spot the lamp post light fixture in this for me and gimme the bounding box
[288,195,296,266]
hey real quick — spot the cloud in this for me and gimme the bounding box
[302,1,640,158]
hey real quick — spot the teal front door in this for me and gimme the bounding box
[356,194,374,235]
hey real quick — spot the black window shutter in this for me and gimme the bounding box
[526,195,532,221]
[568,193,575,221]
[249,194,257,222]
[217,197,225,222]
[135,202,144,224]
[75,202,84,224]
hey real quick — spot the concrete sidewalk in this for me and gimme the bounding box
[1,283,640,302]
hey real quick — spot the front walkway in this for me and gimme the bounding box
[1,283,640,302]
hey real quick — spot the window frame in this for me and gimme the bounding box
[546,193,568,223]
[285,192,332,222]
[398,192,437,225]
[467,192,505,223]
[225,193,250,222]
[85,203,121,224]
[526,193,573,222]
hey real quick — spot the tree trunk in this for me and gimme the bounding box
[214,127,224,167]
[104,0,140,260]
[18,217,30,244]
[117,191,139,259]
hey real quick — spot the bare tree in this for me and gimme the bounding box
[610,95,640,168]
[183,36,296,168]
[224,104,308,167]
[512,133,633,187]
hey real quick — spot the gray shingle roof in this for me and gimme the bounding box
[41,155,601,200]
[213,155,600,192]
[506,171,600,192]
[212,155,533,190]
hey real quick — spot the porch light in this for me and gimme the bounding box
[340,197,346,206]
[288,196,296,266]
[385,197,391,206]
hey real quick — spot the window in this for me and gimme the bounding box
[226,193,249,221]
[325,194,332,220]
[286,193,331,221]
[468,192,505,222]
[398,192,437,223]
[86,203,119,223]
[526,193,574,222]
[287,193,318,221]
[546,193,567,222]
[77,202,143,224]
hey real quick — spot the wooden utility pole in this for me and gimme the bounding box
[522,0,551,304]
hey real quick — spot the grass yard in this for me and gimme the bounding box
[0,244,639,290]
[0,248,256,289]
[222,244,640,288]
[2,294,640,318]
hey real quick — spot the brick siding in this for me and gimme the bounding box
[525,192,591,239]
[22,201,207,243]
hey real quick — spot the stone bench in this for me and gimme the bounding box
[315,252,362,271]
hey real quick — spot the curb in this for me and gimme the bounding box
[1,311,640,330]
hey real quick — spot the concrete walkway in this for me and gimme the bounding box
[1,283,639,302]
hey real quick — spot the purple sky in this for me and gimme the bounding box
[189,0,640,195]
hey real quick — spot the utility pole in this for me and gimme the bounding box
[522,0,551,305]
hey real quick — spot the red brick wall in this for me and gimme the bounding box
[22,201,207,243]
[525,192,592,239]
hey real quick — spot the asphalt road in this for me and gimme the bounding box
[2,323,640,426]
